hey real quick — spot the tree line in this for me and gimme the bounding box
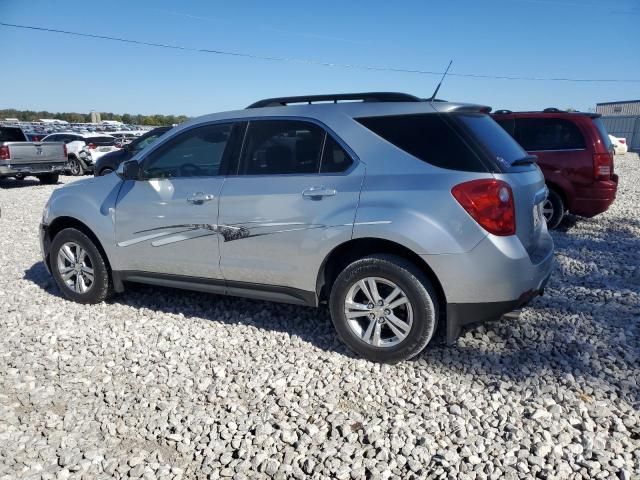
[0,109,189,126]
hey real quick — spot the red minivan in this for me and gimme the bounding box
[492,109,618,228]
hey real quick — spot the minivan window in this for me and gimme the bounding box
[515,118,586,151]
[142,124,232,179]
[355,113,487,172]
[592,117,613,151]
[240,120,325,175]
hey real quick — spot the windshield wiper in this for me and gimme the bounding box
[510,154,537,166]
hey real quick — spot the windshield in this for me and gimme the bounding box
[455,113,529,168]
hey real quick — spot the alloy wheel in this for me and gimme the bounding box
[56,241,94,293]
[344,277,413,347]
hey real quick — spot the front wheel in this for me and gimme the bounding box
[99,167,114,176]
[329,254,438,363]
[50,228,112,304]
[543,189,565,229]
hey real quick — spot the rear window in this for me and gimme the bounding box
[355,113,486,172]
[515,118,586,151]
[0,127,26,142]
[455,114,528,167]
[592,117,613,151]
[86,136,115,146]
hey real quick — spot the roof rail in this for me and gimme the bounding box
[246,92,423,109]
[494,109,513,114]
[543,107,563,113]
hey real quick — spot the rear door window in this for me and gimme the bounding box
[355,113,487,172]
[320,135,353,173]
[239,120,325,175]
[515,118,586,151]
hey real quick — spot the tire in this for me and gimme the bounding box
[37,173,59,184]
[99,168,114,176]
[543,188,565,229]
[329,254,438,363]
[68,156,84,176]
[50,228,112,304]
[14,174,25,181]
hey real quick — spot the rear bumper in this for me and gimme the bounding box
[0,163,67,177]
[571,176,618,217]
[422,230,555,343]
[445,272,551,343]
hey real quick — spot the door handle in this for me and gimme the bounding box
[302,186,337,199]
[187,192,216,205]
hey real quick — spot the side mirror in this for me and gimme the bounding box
[116,160,141,180]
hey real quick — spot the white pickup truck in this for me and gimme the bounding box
[0,126,68,184]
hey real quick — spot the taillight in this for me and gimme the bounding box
[619,138,626,144]
[594,152,613,179]
[63,144,67,157]
[451,179,516,236]
[0,145,10,161]
[88,143,96,149]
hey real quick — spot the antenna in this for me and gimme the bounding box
[429,60,453,102]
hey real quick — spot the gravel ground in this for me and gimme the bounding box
[1,155,638,480]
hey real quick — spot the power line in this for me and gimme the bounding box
[2,21,640,84]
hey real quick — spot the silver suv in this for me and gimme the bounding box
[40,93,554,363]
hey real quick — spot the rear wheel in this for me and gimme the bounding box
[329,254,438,363]
[50,228,112,304]
[37,173,59,184]
[68,157,84,176]
[100,167,114,176]
[543,188,565,229]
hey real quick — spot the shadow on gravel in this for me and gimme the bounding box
[23,215,640,404]
[0,178,49,189]
[23,260,357,359]
[415,222,640,404]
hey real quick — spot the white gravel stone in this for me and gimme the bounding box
[0,153,639,479]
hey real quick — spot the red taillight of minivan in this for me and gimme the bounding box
[63,144,67,157]
[0,146,10,161]
[594,152,613,179]
[452,179,516,236]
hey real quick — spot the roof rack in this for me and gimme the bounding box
[246,92,423,109]
[543,107,563,113]
[494,109,513,114]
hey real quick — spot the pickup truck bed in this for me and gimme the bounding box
[1,127,67,183]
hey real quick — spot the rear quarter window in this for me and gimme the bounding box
[355,113,487,172]
[515,118,586,151]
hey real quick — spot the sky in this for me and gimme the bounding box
[0,0,639,117]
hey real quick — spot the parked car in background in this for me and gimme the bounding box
[24,132,46,142]
[40,92,554,363]
[493,108,618,229]
[94,126,171,176]
[42,132,118,176]
[609,134,628,155]
[0,126,67,183]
